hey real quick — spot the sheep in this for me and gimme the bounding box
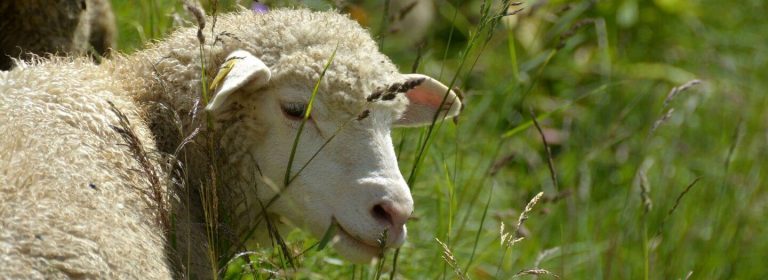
[0,0,117,70]
[387,0,435,42]
[85,0,117,56]
[0,8,462,279]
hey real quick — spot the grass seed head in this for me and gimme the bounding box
[356,109,370,120]
[435,238,468,280]
[513,268,560,279]
[663,79,702,108]
[184,1,206,44]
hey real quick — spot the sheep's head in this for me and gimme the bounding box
[200,9,461,263]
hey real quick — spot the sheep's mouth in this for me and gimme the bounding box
[339,224,381,247]
[332,221,385,261]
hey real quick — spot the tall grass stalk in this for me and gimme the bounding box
[184,1,224,277]
[395,9,526,272]
[452,3,600,246]
[642,209,649,280]
[436,238,468,280]
[438,0,460,81]
[463,182,494,272]
[496,192,547,276]
[378,0,391,49]
[406,0,518,188]
[530,108,559,192]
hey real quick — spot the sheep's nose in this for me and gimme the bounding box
[370,199,412,246]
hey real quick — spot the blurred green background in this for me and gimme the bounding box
[113,0,767,278]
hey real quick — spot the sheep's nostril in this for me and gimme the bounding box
[371,204,393,226]
[369,200,412,247]
[371,201,411,228]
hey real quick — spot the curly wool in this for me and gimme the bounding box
[1,8,411,279]
[0,0,117,70]
[0,59,169,278]
[121,8,409,121]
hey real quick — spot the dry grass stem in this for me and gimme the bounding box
[373,230,388,280]
[667,177,701,218]
[107,101,169,231]
[512,268,560,279]
[530,110,559,191]
[208,0,219,38]
[490,154,515,176]
[435,238,468,280]
[500,192,544,248]
[639,170,653,214]
[649,108,674,137]
[217,251,262,276]
[655,177,702,237]
[261,198,295,269]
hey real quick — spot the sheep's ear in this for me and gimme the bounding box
[394,74,462,127]
[205,50,271,112]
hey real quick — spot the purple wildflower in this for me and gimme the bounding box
[251,1,269,14]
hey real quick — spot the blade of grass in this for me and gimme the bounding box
[508,29,520,82]
[407,0,520,187]
[235,45,342,256]
[389,247,400,280]
[316,218,338,251]
[284,43,339,186]
[258,199,295,269]
[185,3,224,276]
[406,2,530,249]
[463,181,494,272]
[239,113,357,248]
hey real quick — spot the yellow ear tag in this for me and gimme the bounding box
[209,58,238,91]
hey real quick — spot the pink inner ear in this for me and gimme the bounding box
[395,75,461,127]
[406,86,444,109]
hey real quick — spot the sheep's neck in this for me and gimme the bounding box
[108,51,274,258]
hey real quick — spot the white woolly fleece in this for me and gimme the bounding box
[0,8,459,279]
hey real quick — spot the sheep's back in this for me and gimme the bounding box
[0,62,172,279]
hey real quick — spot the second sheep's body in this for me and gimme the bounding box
[0,0,117,70]
[0,9,461,279]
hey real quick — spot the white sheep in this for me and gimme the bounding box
[387,0,435,42]
[0,0,117,70]
[0,8,461,279]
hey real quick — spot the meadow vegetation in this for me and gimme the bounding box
[112,0,768,278]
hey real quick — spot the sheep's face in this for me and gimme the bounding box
[207,50,461,263]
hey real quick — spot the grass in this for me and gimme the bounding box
[114,0,768,279]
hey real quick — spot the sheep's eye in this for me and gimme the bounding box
[281,102,308,119]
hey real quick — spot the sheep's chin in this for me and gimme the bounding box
[331,226,384,263]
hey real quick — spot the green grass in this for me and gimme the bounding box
[115,0,768,278]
